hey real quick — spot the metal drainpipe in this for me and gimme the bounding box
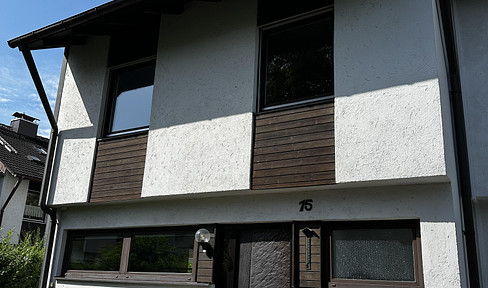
[0,176,23,226]
[18,44,59,288]
[436,0,481,287]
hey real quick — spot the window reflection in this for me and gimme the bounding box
[108,61,155,134]
[129,233,194,273]
[68,235,124,271]
[263,15,333,109]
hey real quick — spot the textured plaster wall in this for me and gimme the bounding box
[453,0,488,199]
[49,37,109,205]
[431,3,469,286]
[421,222,461,288]
[142,0,256,197]
[334,0,447,183]
[52,183,460,287]
[0,173,29,243]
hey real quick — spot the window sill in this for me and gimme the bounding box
[99,128,149,142]
[329,279,423,288]
[56,274,212,288]
[257,96,334,115]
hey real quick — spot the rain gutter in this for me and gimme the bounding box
[436,0,480,286]
[18,44,59,288]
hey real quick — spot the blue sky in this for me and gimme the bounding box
[0,0,109,137]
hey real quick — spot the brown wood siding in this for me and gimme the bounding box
[195,226,216,283]
[252,102,335,189]
[297,224,321,288]
[90,134,147,203]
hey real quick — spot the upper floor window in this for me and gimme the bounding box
[105,60,155,136]
[259,8,333,111]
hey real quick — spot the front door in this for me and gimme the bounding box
[217,225,292,288]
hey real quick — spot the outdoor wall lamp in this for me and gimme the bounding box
[195,228,213,256]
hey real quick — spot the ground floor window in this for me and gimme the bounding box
[326,220,423,287]
[63,227,198,282]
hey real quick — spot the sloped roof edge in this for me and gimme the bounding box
[0,124,48,181]
[7,0,147,50]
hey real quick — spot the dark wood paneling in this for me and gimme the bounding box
[296,224,321,288]
[90,134,147,203]
[252,102,335,189]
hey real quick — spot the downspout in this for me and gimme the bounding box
[436,1,480,287]
[0,176,23,226]
[18,44,59,288]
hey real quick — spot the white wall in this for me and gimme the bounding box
[0,173,29,243]
[334,0,447,184]
[49,0,456,201]
[142,0,256,197]
[49,37,109,205]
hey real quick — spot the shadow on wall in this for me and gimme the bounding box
[149,0,257,130]
[58,182,456,227]
[61,0,442,132]
[334,0,439,98]
[57,36,110,140]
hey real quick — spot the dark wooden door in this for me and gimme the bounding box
[218,226,291,288]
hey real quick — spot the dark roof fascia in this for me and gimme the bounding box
[7,0,146,50]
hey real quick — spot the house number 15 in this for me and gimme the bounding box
[299,199,313,212]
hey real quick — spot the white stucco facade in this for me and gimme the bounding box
[50,183,461,288]
[143,113,253,197]
[0,173,29,243]
[334,0,447,184]
[49,37,109,205]
[48,0,454,202]
[142,0,256,197]
[40,0,474,287]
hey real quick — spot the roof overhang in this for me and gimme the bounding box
[8,0,220,51]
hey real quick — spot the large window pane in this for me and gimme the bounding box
[262,14,333,109]
[68,235,123,271]
[109,62,155,134]
[129,233,194,273]
[332,228,415,281]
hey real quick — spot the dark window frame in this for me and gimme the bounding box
[102,58,156,138]
[258,7,334,113]
[62,226,199,283]
[324,220,424,288]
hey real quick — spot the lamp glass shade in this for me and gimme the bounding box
[195,228,211,243]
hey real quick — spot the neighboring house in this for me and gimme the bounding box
[0,113,47,243]
[6,0,488,288]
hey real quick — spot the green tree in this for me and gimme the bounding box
[0,229,45,288]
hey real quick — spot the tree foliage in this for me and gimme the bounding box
[0,229,45,288]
